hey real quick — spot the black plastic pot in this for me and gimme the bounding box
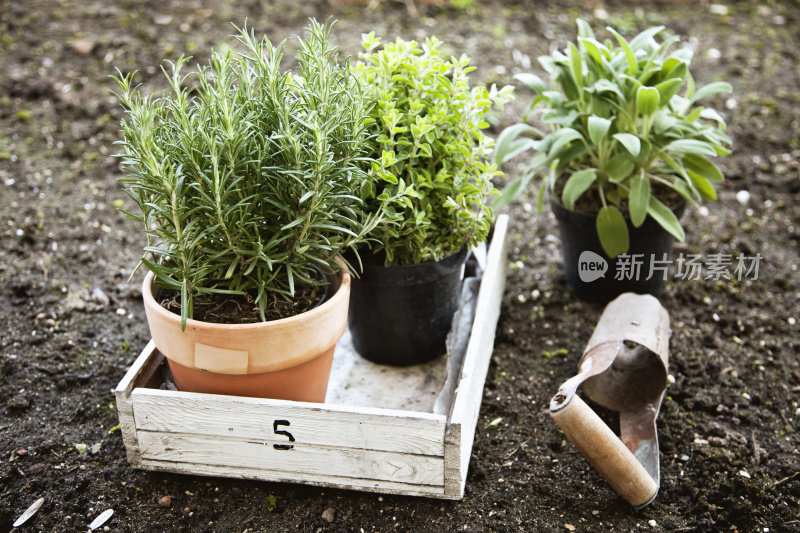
[348,247,469,366]
[550,194,686,303]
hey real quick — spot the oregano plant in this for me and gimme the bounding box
[353,33,514,266]
[113,21,381,327]
[494,19,732,257]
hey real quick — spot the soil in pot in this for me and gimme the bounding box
[549,185,686,302]
[142,268,350,401]
[157,280,328,324]
[348,247,468,366]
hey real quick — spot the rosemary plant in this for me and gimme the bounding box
[353,33,513,266]
[114,21,379,326]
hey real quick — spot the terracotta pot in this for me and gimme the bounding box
[142,268,350,402]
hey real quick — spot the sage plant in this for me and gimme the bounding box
[495,20,732,257]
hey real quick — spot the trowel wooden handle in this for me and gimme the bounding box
[550,394,658,507]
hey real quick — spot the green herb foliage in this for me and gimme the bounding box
[495,20,732,257]
[354,33,513,265]
[113,21,380,327]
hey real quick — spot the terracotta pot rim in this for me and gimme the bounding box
[142,264,351,331]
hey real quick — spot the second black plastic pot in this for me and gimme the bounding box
[348,247,468,366]
[550,194,686,303]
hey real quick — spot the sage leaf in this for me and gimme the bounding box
[690,81,733,103]
[596,205,629,257]
[648,196,685,242]
[667,139,718,158]
[493,123,538,165]
[492,175,527,210]
[607,27,638,74]
[568,42,583,91]
[513,73,546,94]
[613,133,641,157]
[579,37,604,65]
[547,127,583,157]
[655,77,683,105]
[561,169,597,210]
[593,79,624,98]
[687,171,718,201]
[603,153,635,182]
[629,174,650,227]
[576,18,596,40]
[683,153,724,182]
[636,86,660,115]
[588,116,611,146]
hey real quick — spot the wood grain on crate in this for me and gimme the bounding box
[114,340,164,466]
[138,459,447,497]
[131,389,445,455]
[115,214,509,499]
[138,431,443,485]
[445,215,508,497]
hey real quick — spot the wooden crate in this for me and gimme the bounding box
[115,215,508,499]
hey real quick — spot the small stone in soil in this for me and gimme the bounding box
[72,38,95,55]
[322,508,335,523]
[736,190,751,205]
[159,495,172,508]
[709,4,729,15]
[91,287,110,307]
[10,394,30,408]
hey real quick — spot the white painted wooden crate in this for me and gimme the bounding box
[115,215,508,499]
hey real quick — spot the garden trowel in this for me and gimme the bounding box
[549,292,670,507]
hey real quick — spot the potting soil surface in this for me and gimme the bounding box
[1,1,799,531]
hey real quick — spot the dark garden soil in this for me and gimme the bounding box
[1,1,799,531]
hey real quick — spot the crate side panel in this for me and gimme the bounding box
[137,431,444,486]
[442,422,464,499]
[114,341,165,465]
[115,340,161,397]
[115,396,141,465]
[138,459,446,497]
[131,389,446,456]
[447,214,509,490]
